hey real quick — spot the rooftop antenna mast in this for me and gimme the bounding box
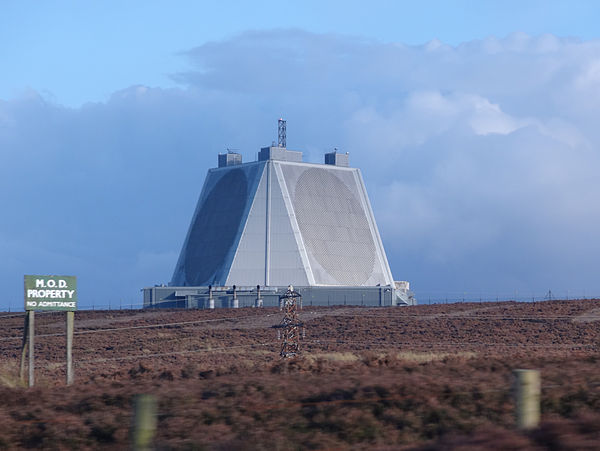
[278,118,286,148]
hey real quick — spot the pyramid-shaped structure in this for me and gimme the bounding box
[171,146,395,289]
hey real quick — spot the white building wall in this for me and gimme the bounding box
[225,165,268,286]
[173,158,395,289]
[268,162,310,286]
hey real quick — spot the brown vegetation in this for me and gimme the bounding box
[1,300,600,449]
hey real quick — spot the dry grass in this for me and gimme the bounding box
[1,301,600,449]
[305,350,477,365]
[572,307,600,323]
[396,351,477,363]
[45,362,65,370]
[301,350,478,365]
[0,361,24,388]
[311,352,360,362]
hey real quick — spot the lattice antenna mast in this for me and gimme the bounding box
[278,118,286,148]
[277,285,303,358]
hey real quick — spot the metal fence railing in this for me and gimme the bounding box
[2,290,600,312]
[416,290,599,305]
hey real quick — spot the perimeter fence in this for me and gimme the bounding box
[3,289,600,312]
[416,290,600,305]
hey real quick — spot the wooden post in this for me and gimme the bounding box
[66,311,74,385]
[514,369,541,429]
[19,312,29,384]
[131,394,157,451]
[28,311,35,387]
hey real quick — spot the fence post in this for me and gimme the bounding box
[131,394,157,450]
[514,369,540,429]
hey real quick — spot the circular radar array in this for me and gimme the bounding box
[185,169,248,285]
[293,168,376,285]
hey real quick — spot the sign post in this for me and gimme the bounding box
[28,311,34,387]
[66,311,74,385]
[23,275,78,387]
[19,313,28,384]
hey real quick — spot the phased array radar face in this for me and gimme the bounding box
[292,167,376,285]
[184,169,248,285]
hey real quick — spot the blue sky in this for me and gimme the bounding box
[3,1,600,106]
[2,1,600,309]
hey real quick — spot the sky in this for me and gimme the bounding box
[2,1,600,309]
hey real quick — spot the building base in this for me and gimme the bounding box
[143,285,416,309]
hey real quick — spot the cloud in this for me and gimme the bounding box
[2,30,600,306]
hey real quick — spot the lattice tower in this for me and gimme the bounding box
[278,118,286,148]
[278,285,303,358]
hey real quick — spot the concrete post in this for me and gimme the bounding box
[131,394,157,451]
[232,285,238,308]
[255,285,263,308]
[514,369,541,429]
[208,285,214,309]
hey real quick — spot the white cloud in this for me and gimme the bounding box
[2,30,600,304]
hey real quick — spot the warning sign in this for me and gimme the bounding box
[24,275,77,311]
